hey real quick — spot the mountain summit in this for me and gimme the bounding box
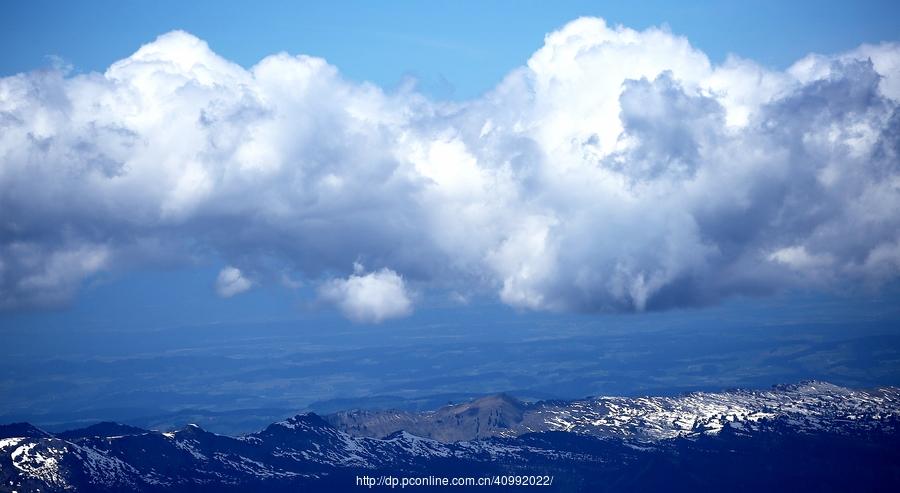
[1,382,899,492]
[326,392,528,441]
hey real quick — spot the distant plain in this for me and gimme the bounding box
[3,289,898,435]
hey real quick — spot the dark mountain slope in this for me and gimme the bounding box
[1,382,898,492]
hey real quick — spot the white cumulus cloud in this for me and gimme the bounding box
[318,266,413,323]
[215,266,252,298]
[0,19,899,315]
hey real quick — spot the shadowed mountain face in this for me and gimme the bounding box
[0,423,52,440]
[1,382,899,492]
[325,393,528,441]
[55,422,149,440]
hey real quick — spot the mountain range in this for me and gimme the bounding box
[2,381,899,492]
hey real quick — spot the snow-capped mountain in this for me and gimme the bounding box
[2,381,899,492]
[328,381,900,441]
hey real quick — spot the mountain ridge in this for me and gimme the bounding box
[1,381,899,492]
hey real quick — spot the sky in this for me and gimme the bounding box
[1,0,899,332]
[3,0,900,97]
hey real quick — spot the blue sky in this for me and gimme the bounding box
[1,0,899,331]
[3,0,900,100]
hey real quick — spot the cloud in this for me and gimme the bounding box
[318,266,413,323]
[215,266,252,298]
[0,19,898,316]
[0,242,109,310]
